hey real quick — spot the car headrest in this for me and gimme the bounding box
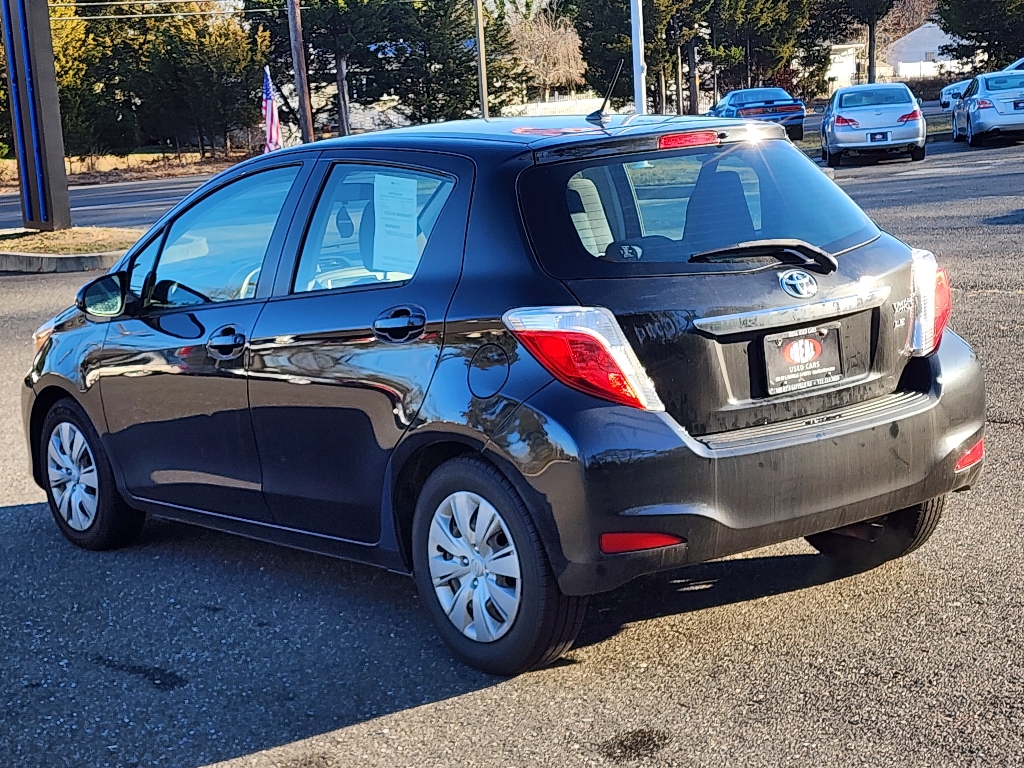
[682,167,755,253]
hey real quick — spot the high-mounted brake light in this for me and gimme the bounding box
[503,307,665,411]
[600,532,684,554]
[976,99,995,110]
[658,131,721,150]
[910,249,952,357]
[834,115,859,127]
[955,438,984,472]
[897,108,923,123]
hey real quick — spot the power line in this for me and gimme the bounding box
[50,7,285,18]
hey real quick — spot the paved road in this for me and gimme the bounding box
[1,139,1023,768]
[0,175,209,230]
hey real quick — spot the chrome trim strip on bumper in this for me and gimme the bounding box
[692,285,892,336]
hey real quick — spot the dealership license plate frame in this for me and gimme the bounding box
[1015,99,1024,111]
[869,132,888,142]
[764,322,844,396]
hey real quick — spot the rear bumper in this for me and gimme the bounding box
[828,123,925,153]
[974,116,1024,134]
[484,331,984,595]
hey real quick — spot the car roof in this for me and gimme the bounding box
[307,114,750,154]
[1004,56,1024,71]
[835,83,910,93]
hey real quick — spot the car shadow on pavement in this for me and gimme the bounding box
[0,506,498,767]
[576,551,853,649]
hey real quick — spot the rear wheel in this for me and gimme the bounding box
[826,148,842,168]
[40,399,145,550]
[805,496,945,570]
[787,125,804,142]
[412,456,587,675]
[967,117,984,147]
[910,144,926,161]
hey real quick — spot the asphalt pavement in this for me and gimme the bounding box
[1,138,1023,768]
[0,175,209,230]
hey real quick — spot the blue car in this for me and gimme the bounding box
[709,87,806,140]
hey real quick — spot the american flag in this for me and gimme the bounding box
[262,67,282,153]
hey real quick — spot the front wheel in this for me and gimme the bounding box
[805,496,945,571]
[953,118,966,142]
[40,399,145,550]
[412,457,587,675]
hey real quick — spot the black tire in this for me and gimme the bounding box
[412,456,587,675]
[820,139,828,163]
[805,496,945,571]
[826,148,842,168]
[967,117,984,147]
[39,398,145,550]
[787,125,804,142]
[910,144,926,161]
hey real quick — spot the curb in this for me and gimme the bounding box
[0,249,124,274]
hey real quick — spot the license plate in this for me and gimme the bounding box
[869,132,888,142]
[764,324,843,396]
[1015,100,1024,110]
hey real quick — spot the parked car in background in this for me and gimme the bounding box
[953,71,1024,146]
[941,79,972,111]
[24,115,984,676]
[707,87,806,140]
[818,83,926,167]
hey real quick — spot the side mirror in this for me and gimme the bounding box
[813,104,826,114]
[951,91,962,100]
[76,272,126,317]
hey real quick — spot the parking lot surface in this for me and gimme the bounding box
[1,139,1022,767]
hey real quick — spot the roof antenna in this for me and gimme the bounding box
[587,59,624,127]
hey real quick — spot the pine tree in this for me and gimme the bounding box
[936,0,1024,69]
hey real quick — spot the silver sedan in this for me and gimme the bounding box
[953,71,1024,146]
[817,83,926,168]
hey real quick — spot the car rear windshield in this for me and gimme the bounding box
[985,74,1024,91]
[838,88,912,108]
[733,88,792,104]
[518,138,879,278]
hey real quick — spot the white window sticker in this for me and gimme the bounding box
[372,174,419,274]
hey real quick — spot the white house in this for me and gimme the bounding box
[885,22,967,78]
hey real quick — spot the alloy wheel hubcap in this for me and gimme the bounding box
[427,491,522,643]
[46,422,99,532]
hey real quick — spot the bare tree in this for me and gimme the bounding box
[879,0,937,51]
[509,8,586,101]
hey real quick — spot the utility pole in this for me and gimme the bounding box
[675,45,684,115]
[286,0,314,143]
[687,37,699,115]
[629,0,646,114]
[473,0,489,118]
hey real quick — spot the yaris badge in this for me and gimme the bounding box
[779,269,818,299]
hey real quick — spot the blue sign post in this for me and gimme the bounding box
[0,0,71,230]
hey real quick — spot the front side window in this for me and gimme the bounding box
[148,166,299,308]
[292,164,454,293]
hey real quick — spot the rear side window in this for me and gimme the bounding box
[519,139,879,278]
[732,88,791,104]
[838,88,912,108]
[293,164,455,293]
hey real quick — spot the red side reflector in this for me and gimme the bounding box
[658,131,720,150]
[955,438,984,472]
[600,532,685,554]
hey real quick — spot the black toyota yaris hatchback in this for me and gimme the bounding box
[24,116,985,675]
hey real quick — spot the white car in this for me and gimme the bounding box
[942,57,1024,111]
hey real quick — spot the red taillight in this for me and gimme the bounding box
[737,107,766,116]
[658,131,720,150]
[955,438,984,472]
[513,330,644,408]
[976,99,995,109]
[897,108,923,123]
[600,532,685,554]
[910,250,951,356]
[834,114,859,127]
[503,307,665,411]
[934,266,952,347]
[777,104,804,113]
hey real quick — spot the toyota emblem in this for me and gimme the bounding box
[779,269,818,299]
